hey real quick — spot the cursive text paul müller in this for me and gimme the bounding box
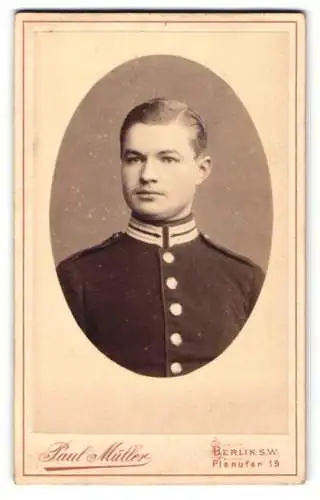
[39,441,152,471]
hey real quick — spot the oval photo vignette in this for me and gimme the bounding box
[50,54,273,377]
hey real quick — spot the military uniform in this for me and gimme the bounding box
[57,214,264,377]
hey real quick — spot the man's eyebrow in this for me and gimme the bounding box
[122,149,183,157]
[157,150,182,156]
[123,149,145,156]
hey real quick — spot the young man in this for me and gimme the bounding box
[57,98,264,378]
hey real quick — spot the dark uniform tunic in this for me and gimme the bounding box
[57,214,264,377]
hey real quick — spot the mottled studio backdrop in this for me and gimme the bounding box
[50,55,273,271]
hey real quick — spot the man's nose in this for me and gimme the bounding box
[140,158,158,183]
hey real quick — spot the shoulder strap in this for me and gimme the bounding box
[66,232,123,263]
[200,233,258,268]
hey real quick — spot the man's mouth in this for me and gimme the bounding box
[135,190,165,196]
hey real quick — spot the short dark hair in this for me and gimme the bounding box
[120,98,207,157]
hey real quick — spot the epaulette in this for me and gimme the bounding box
[200,232,257,268]
[67,232,123,262]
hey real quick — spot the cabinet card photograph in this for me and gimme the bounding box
[14,12,306,484]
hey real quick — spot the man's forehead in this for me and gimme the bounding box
[123,122,194,152]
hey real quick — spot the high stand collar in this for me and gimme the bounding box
[126,213,199,249]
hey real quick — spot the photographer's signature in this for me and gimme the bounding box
[39,441,151,471]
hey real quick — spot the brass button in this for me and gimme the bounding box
[166,277,178,290]
[170,362,183,375]
[163,251,175,264]
[170,333,183,347]
[169,303,183,316]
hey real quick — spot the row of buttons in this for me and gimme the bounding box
[163,251,183,376]
[164,252,182,317]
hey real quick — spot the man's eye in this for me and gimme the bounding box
[126,156,142,164]
[161,156,179,164]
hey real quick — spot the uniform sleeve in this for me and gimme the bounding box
[56,259,88,333]
[248,264,265,314]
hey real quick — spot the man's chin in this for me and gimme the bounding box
[128,199,192,223]
[132,210,166,222]
[131,207,191,223]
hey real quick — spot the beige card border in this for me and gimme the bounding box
[14,12,306,484]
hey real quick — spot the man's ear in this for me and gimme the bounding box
[196,155,212,186]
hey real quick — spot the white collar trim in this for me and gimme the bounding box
[126,215,199,248]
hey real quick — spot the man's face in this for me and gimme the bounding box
[121,121,211,222]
